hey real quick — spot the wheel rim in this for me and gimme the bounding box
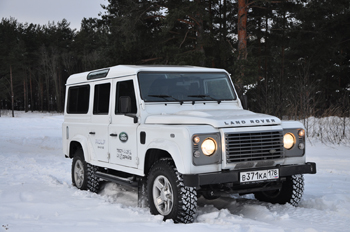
[152,175,174,216]
[74,160,84,188]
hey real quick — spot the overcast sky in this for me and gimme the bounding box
[0,0,107,30]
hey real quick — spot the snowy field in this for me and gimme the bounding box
[1,111,350,232]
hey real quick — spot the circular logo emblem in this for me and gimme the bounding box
[119,132,128,143]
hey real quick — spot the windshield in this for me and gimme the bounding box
[138,72,236,103]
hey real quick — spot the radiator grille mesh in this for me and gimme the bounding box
[225,131,283,163]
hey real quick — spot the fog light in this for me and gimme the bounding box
[193,150,200,158]
[298,143,305,150]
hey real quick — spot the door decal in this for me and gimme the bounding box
[116,149,132,160]
[119,132,128,143]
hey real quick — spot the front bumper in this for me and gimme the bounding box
[183,162,316,188]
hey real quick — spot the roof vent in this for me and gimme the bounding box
[87,68,110,80]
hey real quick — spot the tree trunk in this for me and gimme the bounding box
[24,73,28,112]
[49,47,61,112]
[237,0,248,60]
[279,0,286,119]
[222,0,227,67]
[39,80,44,112]
[10,65,14,117]
[46,79,50,112]
[223,0,227,38]
[30,74,33,112]
[236,0,248,98]
[57,68,62,112]
[264,9,268,114]
[257,16,262,112]
[194,0,205,67]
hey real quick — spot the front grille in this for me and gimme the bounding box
[225,131,283,163]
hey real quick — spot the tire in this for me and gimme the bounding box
[71,149,100,193]
[147,159,197,223]
[254,174,304,206]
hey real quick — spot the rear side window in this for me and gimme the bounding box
[67,85,90,114]
[93,83,111,115]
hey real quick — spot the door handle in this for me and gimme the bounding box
[89,132,96,135]
[110,133,118,137]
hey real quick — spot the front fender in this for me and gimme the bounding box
[146,138,188,174]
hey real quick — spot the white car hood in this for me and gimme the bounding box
[145,109,281,128]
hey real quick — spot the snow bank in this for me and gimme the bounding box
[1,112,350,231]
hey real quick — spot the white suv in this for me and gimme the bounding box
[62,65,316,223]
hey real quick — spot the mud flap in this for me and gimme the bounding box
[137,178,148,208]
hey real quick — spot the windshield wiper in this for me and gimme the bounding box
[148,94,184,105]
[188,95,221,104]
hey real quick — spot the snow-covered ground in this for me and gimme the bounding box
[1,111,349,232]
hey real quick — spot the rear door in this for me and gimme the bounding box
[89,81,111,162]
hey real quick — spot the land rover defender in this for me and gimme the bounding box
[62,65,316,223]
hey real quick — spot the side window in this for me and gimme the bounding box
[115,80,137,114]
[93,83,111,115]
[67,85,90,114]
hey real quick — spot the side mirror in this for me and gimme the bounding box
[119,96,138,123]
[241,94,248,110]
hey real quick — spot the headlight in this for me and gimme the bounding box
[284,133,296,150]
[192,133,221,166]
[201,138,217,156]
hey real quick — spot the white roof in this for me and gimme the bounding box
[66,65,227,85]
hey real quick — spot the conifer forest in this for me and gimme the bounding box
[0,0,349,121]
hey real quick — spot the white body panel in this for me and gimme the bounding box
[62,65,307,178]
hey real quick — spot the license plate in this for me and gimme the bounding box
[240,169,279,183]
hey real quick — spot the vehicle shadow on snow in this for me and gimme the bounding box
[95,182,301,223]
[197,195,294,222]
[97,182,269,218]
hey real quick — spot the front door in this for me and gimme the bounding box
[109,78,139,168]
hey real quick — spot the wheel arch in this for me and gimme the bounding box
[143,140,186,175]
[68,135,90,161]
[144,149,172,175]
